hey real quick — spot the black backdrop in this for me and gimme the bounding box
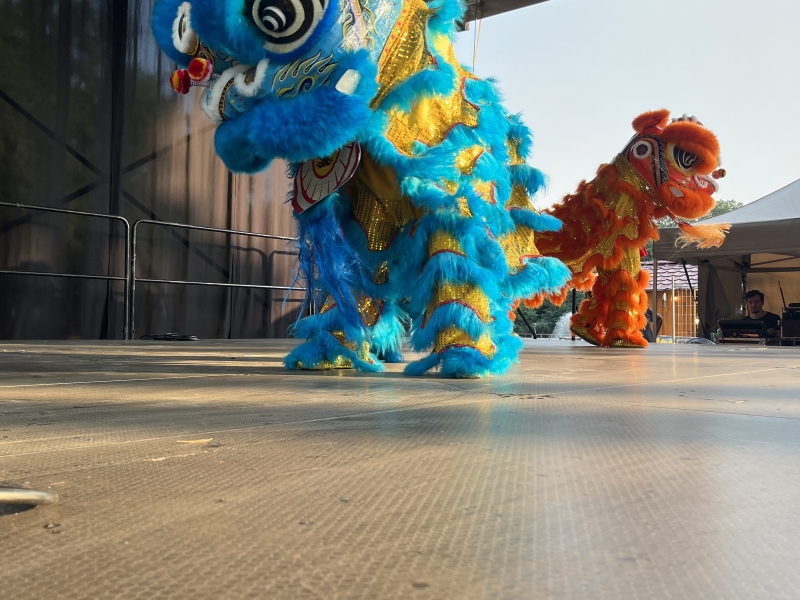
[0,0,302,340]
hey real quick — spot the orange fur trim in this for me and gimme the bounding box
[523,295,545,309]
[656,184,715,221]
[661,122,720,174]
[632,109,670,134]
[675,221,729,249]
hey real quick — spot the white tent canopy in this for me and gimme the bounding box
[653,178,800,337]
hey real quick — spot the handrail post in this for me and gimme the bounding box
[123,217,131,340]
[130,220,140,340]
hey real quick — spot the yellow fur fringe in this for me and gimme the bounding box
[675,222,730,249]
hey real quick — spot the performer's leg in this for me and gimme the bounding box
[598,249,649,348]
[404,225,511,378]
[569,273,606,346]
[284,295,383,371]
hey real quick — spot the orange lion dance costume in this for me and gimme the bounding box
[534,109,728,347]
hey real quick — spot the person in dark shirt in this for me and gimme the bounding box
[743,290,780,337]
[642,308,663,343]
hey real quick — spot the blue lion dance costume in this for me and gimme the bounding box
[152,0,571,377]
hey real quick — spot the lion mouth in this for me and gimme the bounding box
[201,59,361,123]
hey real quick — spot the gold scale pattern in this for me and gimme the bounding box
[498,226,541,275]
[506,138,525,166]
[423,282,493,327]
[505,183,533,210]
[295,330,372,370]
[373,0,480,155]
[434,326,496,358]
[373,261,390,285]
[358,295,384,327]
[347,150,419,251]
[317,294,384,327]
[558,155,653,274]
[588,154,655,259]
[427,230,465,260]
[370,0,435,109]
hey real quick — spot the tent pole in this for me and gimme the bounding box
[681,259,705,338]
[672,276,676,344]
[652,246,658,342]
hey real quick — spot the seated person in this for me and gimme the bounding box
[642,308,663,343]
[743,289,780,337]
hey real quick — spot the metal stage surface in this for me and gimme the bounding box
[2,340,799,599]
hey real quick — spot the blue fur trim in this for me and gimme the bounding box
[508,208,563,233]
[438,347,491,378]
[380,62,458,113]
[151,0,191,66]
[404,352,441,376]
[295,193,371,333]
[409,303,493,351]
[510,164,547,197]
[379,348,405,363]
[284,331,383,372]
[215,52,377,170]
[503,255,572,299]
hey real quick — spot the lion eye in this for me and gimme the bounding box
[672,146,700,171]
[631,140,653,160]
[246,0,328,54]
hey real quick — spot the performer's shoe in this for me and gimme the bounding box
[570,324,602,347]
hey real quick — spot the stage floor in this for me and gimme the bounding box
[2,339,799,599]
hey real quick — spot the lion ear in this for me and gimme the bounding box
[632,110,670,134]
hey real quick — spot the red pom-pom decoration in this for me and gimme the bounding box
[187,58,213,83]
[170,69,191,94]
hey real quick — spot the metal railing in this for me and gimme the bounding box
[0,201,131,338]
[129,219,304,339]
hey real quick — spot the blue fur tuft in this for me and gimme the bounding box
[296,194,371,333]
[404,352,441,376]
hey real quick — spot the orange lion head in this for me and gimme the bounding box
[626,109,724,221]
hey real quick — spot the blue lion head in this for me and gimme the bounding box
[151,0,386,172]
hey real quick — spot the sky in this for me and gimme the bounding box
[451,0,800,210]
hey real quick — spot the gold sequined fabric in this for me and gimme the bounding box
[371,0,435,109]
[499,226,541,275]
[424,282,493,326]
[357,295,384,327]
[613,154,656,197]
[505,184,533,210]
[350,185,401,251]
[347,151,418,251]
[431,34,478,82]
[296,356,353,370]
[319,295,338,314]
[434,326,496,358]
[332,331,372,362]
[506,138,524,166]
[441,179,459,195]
[427,230,465,259]
[386,85,480,155]
[618,245,642,278]
[472,180,495,204]
[456,197,473,217]
[373,261,390,285]
[584,164,643,259]
[376,20,481,155]
[455,145,484,175]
